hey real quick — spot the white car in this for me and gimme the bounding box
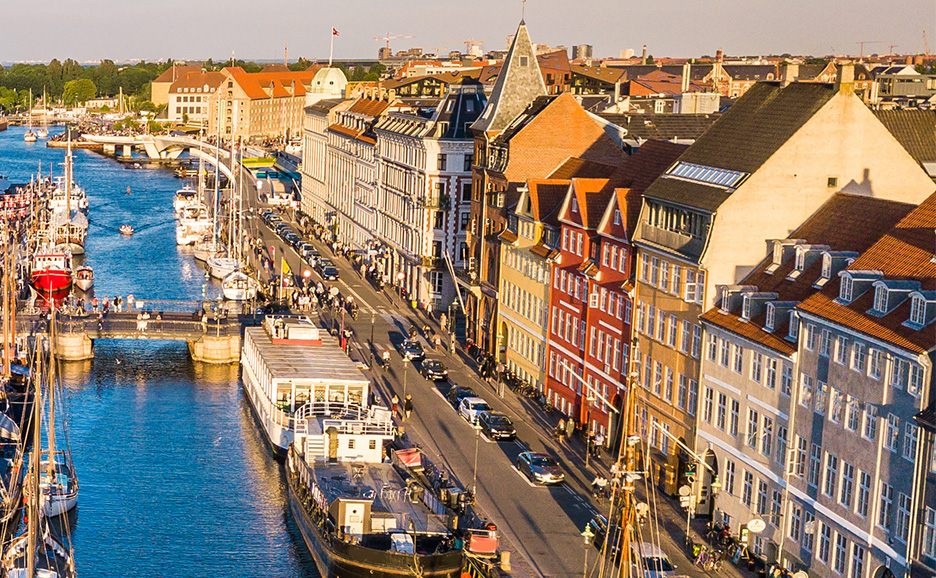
[458,397,491,424]
[630,542,677,578]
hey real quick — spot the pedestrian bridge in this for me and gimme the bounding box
[79,134,230,161]
[19,301,252,364]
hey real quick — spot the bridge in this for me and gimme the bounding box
[18,301,254,364]
[79,134,230,161]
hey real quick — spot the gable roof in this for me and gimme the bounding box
[526,180,571,226]
[348,97,392,117]
[798,192,936,354]
[154,65,202,84]
[874,109,936,165]
[471,21,548,134]
[598,113,719,143]
[169,71,226,93]
[548,158,619,180]
[702,193,916,354]
[225,68,318,100]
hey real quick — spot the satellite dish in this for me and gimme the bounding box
[748,518,767,534]
[678,485,691,497]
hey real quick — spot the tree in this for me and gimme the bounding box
[646,55,654,64]
[62,78,96,105]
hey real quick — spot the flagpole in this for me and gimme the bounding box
[329,28,335,67]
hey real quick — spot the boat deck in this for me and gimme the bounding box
[308,461,449,535]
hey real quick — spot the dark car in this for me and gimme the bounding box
[586,514,624,560]
[478,411,516,441]
[516,452,564,485]
[315,259,334,274]
[420,360,448,381]
[320,266,339,281]
[447,386,475,409]
[397,339,425,362]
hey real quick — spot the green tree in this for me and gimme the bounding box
[62,78,96,105]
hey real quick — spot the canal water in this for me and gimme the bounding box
[1,125,318,577]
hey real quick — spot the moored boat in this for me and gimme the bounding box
[30,246,72,299]
[193,234,221,262]
[73,265,94,292]
[173,186,199,215]
[50,208,88,255]
[207,255,238,280]
[119,225,134,236]
[222,270,259,301]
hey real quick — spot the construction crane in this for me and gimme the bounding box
[856,40,882,58]
[373,33,414,52]
[889,44,899,55]
[462,39,483,54]
[925,30,931,57]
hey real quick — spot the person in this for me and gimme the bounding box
[391,394,399,415]
[382,349,391,368]
[403,394,413,420]
[565,418,575,440]
[556,418,566,443]
[594,432,606,457]
[591,475,609,501]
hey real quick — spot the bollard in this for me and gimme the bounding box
[499,551,511,572]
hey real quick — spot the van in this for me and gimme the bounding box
[630,542,677,578]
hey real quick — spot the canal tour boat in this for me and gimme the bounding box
[73,265,93,292]
[173,185,199,215]
[176,205,211,246]
[240,315,371,457]
[30,246,72,299]
[287,418,466,578]
[222,270,259,301]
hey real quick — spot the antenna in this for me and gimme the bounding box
[521,0,527,21]
[924,30,931,57]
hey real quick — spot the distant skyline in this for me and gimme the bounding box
[2,0,934,64]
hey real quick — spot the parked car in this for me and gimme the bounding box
[458,397,491,424]
[397,339,425,362]
[315,259,334,275]
[320,266,339,281]
[630,542,677,578]
[478,411,516,440]
[587,514,623,560]
[420,360,448,381]
[447,386,475,409]
[516,451,564,485]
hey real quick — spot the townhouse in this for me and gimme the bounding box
[631,72,936,495]
[697,194,917,566]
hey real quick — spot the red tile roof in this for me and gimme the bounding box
[527,180,571,226]
[348,98,392,117]
[705,193,920,354]
[154,66,202,84]
[225,68,318,100]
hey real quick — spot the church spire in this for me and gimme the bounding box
[471,21,547,134]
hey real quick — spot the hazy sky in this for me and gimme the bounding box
[3,0,934,64]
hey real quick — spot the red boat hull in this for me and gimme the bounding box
[31,270,72,299]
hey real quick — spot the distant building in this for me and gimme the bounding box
[571,45,594,61]
[151,65,203,106]
[167,71,225,127]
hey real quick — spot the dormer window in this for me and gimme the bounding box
[742,295,752,321]
[910,295,926,326]
[821,254,831,280]
[613,210,622,226]
[788,312,800,341]
[765,303,776,331]
[873,285,887,313]
[571,198,579,213]
[795,249,805,272]
[839,276,854,303]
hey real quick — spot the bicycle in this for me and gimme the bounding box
[694,546,724,571]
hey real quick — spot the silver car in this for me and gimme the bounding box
[516,451,564,485]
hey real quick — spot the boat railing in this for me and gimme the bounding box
[294,402,391,435]
[321,416,394,436]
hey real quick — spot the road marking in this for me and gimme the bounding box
[433,389,448,402]
[513,439,525,449]
[510,465,543,488]
[563,485,577,496]
[337,281,375,314]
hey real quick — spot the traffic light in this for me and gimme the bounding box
[685,462,697,483]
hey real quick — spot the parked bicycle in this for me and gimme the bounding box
[693,545,724,571]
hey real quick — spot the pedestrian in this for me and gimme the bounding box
[557,418,566,443]
[391,394,400,416]
[565,418,575,440]
[594,432,606,457]
[403,394,413,420]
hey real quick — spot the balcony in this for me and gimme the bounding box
[637,223,706,260]
[420,256,446,270]
[419,193,450,209]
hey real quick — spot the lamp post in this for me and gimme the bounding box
[471,421,482,499]
[402,357,409,402]
[581,524,594,578]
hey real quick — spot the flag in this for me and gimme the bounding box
[282,257,291,277]
[332,27,340,37]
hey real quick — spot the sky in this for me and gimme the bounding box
[2,0,935,64]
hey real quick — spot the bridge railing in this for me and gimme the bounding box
[54,315,240,337]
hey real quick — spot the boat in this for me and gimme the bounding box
[3,335,76,578]
[0,250,27,536]
[241,316,370,456]
[119,225,134,236]
[175,204,211,245]
[47,136,89,214]
[207,255,238,280]
[73,265,93,292]
[222,270,260,301]
[30,246,72,300]
[50,208,88,255]
[193,235,222,262]
[174,167,187,178]
[173,185,199,215]
[36,89,49,139]
[23,90,36,143]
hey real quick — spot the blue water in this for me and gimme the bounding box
[1,125,317,577]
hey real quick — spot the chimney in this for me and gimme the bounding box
[641,45,647,65]
[681,61,691,93]
[715,49,723,62]
[614,80,621,103]
[781,62,799,87]
[835,62,855,93]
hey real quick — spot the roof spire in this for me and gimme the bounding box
[521,0,526,23]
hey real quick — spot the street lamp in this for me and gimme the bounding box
[402,357,409,402]
[581,524,595,578]
[471,421,482,499]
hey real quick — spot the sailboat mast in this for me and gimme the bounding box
[213,96,222,247]
[228,140,236,254]
[26,341,42,578]
[65,134,72,247]
[47,309,56,474]
[2,236,10,380]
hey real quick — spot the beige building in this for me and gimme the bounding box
[151,65,202,106]
[207,67,319,141]
[631,71,936,495]
[167,71,225,127]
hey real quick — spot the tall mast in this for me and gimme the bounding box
[213,95,222,247]
[47,309,56,476]
[65,133,72,248]
[2,233,10,380]
[26,340,43,578]
[228,140,236,254]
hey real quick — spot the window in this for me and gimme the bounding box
[874,285,887,313]
[815,381,828,415]
[863,404,877,441]
[805,324,817,350]
[885,414,899,452]
[733,344,744,373]
[834,336,848,364]
[771,489,782,522]
[835,534,848,574]
[660,262,670,291]
[904,422,919,461]
[742,471,754,507]
[668,315,678,347]
[751,353,762,383]
[761,416,773,457]
[776,424,788,467]
[716,393,727,430]
[789,504,802,542]
[707,333,719,361]
[724,459,736,495]
[911,295,926,326]
[803,512,815,552]
[765,358,777,390]
[672,265,682,294]
[851,343,866,372]
[857,471,871,518]
[909,363,924,396]
[429,271,443,294]
[703,387,715,422]
[818,523,832,564]
[879,482,893,528]
[819,329,832,357]
[824,453,838,498]
[656,309,666,342]
[688,380,698,416]
[795,436,807,478]
[781,364,793,395]
[747,409,759,449]
[840,275,854,302]
[808,443,821,487]
[891,358,907,390]
[757,479,768,514]
[850,544,865,578]
[692,325,702,359]
[923,508,936,558]
[896,492,911,542]
[677,375,687,410]
[720,339,730,367]
[729,399,740,437]
[840,462,854,507]
[680,321,691,354]
[651,257,660,286]
[869,349,882,380]
[799,374,813,408]
[830,388,844,423]
[437,153,447,170]
[846,396,861,432]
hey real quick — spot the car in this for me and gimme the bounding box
[587,514,623,560]
[515,451,564,485]
[447,386,475,409]
[320,266,339,281]
[477,411,516,440]
[419,360,448,381]
[630,542,677,578]
[458,397,491,424]
[397,339,424,362]
[275,223,291,236]
[315,259,334,274]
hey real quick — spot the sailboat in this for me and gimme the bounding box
[207,135,238,280]
[50,144,88,254]
[23,90,36,143]
[2,336,75,578]
[36,89,49,140]
[192,139,222,261]
[221,142,257,300]
[0,242,27,537]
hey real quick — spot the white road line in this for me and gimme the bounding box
[510,465,544,488]
[563,485,577,496]
[513,439,525,449]
[337,281,375,314]
[433,389,447,401]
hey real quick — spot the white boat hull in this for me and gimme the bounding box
[74,278,93,292]
[208,258,238,280]
[41,491,77,518]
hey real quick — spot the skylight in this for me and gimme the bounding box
[668,161,748,189]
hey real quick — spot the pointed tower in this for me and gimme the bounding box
[471,21,547,135]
